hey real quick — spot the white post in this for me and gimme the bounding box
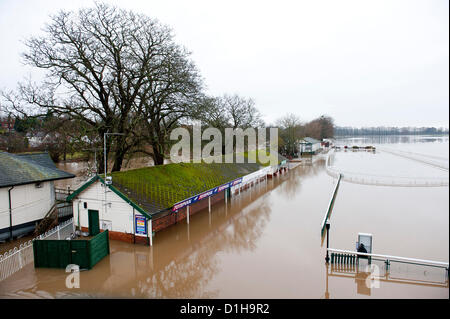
[57,225,60,240]
[187,206,190,224]
[225,189,228,205]
[18,250,23,268]
[208,196,211,212]
[149,219,153,246]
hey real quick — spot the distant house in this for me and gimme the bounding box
[26,132,49,147]
[298,137,322,155]
[0,117,15,132]
[0,152,75,241]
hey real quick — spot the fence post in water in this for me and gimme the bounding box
[149,219,153,246]
[208,196,211,213]
[57,225,60,240]
[187,206,190,225]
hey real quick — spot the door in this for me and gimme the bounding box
[88,209,100,236]
[71,240,90,269]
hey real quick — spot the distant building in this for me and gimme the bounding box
[298,137,322,155]
[0,152,75,241]
[0,117,15,132]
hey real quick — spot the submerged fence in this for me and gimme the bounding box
[379,147,449,171]
[0,218,74,282]
[325,149,449,187]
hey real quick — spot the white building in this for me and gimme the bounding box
[66,175,152,245]
[298,137,322,155]
[0,152,74,241]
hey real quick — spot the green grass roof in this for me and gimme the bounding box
[110,161,262,214]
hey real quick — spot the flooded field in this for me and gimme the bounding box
[0,136,448,298]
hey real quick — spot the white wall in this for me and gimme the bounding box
[73,180,136,235]
[230,166,271,194]
[312,143,321,152]
[0,181,54,230]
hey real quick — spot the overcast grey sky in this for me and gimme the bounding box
[0,0,448,127]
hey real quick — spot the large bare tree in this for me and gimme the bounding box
[2,3,202,172]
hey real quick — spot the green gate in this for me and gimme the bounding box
[33,230,110,270]
[33,240,71,268]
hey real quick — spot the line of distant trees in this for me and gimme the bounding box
[334,126,449,136]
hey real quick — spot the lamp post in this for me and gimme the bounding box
[325,219,331,263]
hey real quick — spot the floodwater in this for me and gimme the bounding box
[1,135,448,298]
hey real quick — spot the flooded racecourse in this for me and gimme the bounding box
[0,136,448,298]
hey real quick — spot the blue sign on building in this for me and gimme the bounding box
[135,215,147,235]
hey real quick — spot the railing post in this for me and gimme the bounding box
[325,219,331,263]
[18,249,23,269]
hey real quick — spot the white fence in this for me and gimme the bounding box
[325,149,449,187]
[378,147,449,171]
[0,218,74,282]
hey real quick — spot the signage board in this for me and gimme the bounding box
[172,177,242,212]
[135,215,147,236]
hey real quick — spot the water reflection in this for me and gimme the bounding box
[0,172,288,298]
[280,159,325,199]
[324,260,449,298]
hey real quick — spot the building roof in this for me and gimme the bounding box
[68,161,263,217]
[16,152,57,169]
[0,151,75,188]
[300,137,322,144]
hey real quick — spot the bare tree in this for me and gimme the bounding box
[305,115,334,139]
[1,3,199,172]
[276,113,303,156]
[135,44,204,165]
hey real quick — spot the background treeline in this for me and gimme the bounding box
[335,126,449,136]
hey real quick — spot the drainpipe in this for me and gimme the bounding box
[8,186,14,241]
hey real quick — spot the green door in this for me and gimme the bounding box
[71,240,90,269]
[88,209,100,236]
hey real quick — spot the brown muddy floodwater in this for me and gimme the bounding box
[1,136,448,298]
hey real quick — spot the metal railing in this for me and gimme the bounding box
[325,149,449,187]
[379,147,449,171]
[0,218,74,282]
[327,248,449,269]
[320,173,342,236]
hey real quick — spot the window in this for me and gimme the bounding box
[35,182,43,188]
